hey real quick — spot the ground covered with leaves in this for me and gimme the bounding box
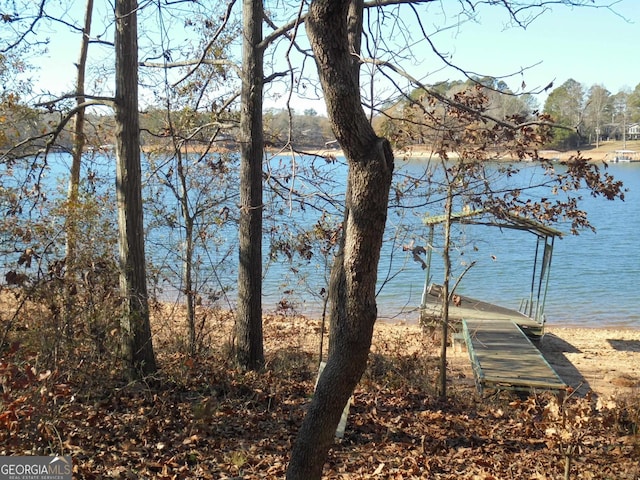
[1,304,639,479]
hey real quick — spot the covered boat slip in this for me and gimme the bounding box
[420,209,567,393]
[462,318,566,394]
[421,283,544,336]
[608,149,640,162]
[420,209,564,339]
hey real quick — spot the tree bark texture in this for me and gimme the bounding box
[64,0,93,337]
[236,0,265,370]
[175,153,197,356]
[67,0,92,261]
[439,189,453,399]
[114,0,157,379]
[287,0,394,478]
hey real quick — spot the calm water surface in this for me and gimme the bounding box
[40,153,638,329]
[264,160,639,329]
[534,163,639,327]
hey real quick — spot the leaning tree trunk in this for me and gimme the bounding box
[286,0,394,478]
[235,0,265,370]
[114,0,157,379]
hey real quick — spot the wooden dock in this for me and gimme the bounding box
[462,318,566,393]
[422,285,544,336]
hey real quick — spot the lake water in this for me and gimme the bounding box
[262,159,640,329]
[15,153,639,330]
[524,162,639,328]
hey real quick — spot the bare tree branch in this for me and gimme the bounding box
[167,0,237,87]
[360,55,561,131]
[140,58,242,78]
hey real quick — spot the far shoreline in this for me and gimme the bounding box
[305,139,640,163]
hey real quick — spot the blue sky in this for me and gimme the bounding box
[280,0,640,114]
[24,1,640,114]
[422,1,639,96]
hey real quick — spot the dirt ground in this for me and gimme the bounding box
[538,326,640,397]
[428,322,640,399]
[2,300,639,478]
[262,315,640,400]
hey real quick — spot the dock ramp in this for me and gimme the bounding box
[462,318,566,393]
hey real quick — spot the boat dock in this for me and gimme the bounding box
[422,284,545,336]
[462,318,566,394]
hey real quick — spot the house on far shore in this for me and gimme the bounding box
[601,122,640,142]
[628,123,640,140]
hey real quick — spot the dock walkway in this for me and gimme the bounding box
[462,318,566,393]
[422,285,544,336]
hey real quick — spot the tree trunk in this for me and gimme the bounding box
[175,152,197,356]
[287,1,394,478]
[114,0,156,379]
[64,0,93,337]
[235,0,264,370]
[67,0,92,258]
[439,187,453,399]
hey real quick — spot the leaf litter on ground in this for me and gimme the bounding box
[1,307,639,479]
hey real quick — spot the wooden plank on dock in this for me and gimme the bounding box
[463,318,566,393]
[421,285,544,336]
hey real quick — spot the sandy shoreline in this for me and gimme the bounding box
[308,140,640,163]
[540,326,640,396]
[310,149,617,162]
[375,319,640,400]
[393,148,618,162]
[436,323,640,399]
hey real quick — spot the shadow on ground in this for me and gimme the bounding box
[607,339,640,352]
[537,333,594,397]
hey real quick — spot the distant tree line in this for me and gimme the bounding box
[4,77,640,155]
[0,106,336,154]
[376,76,640,151]
[543,79,640,149]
